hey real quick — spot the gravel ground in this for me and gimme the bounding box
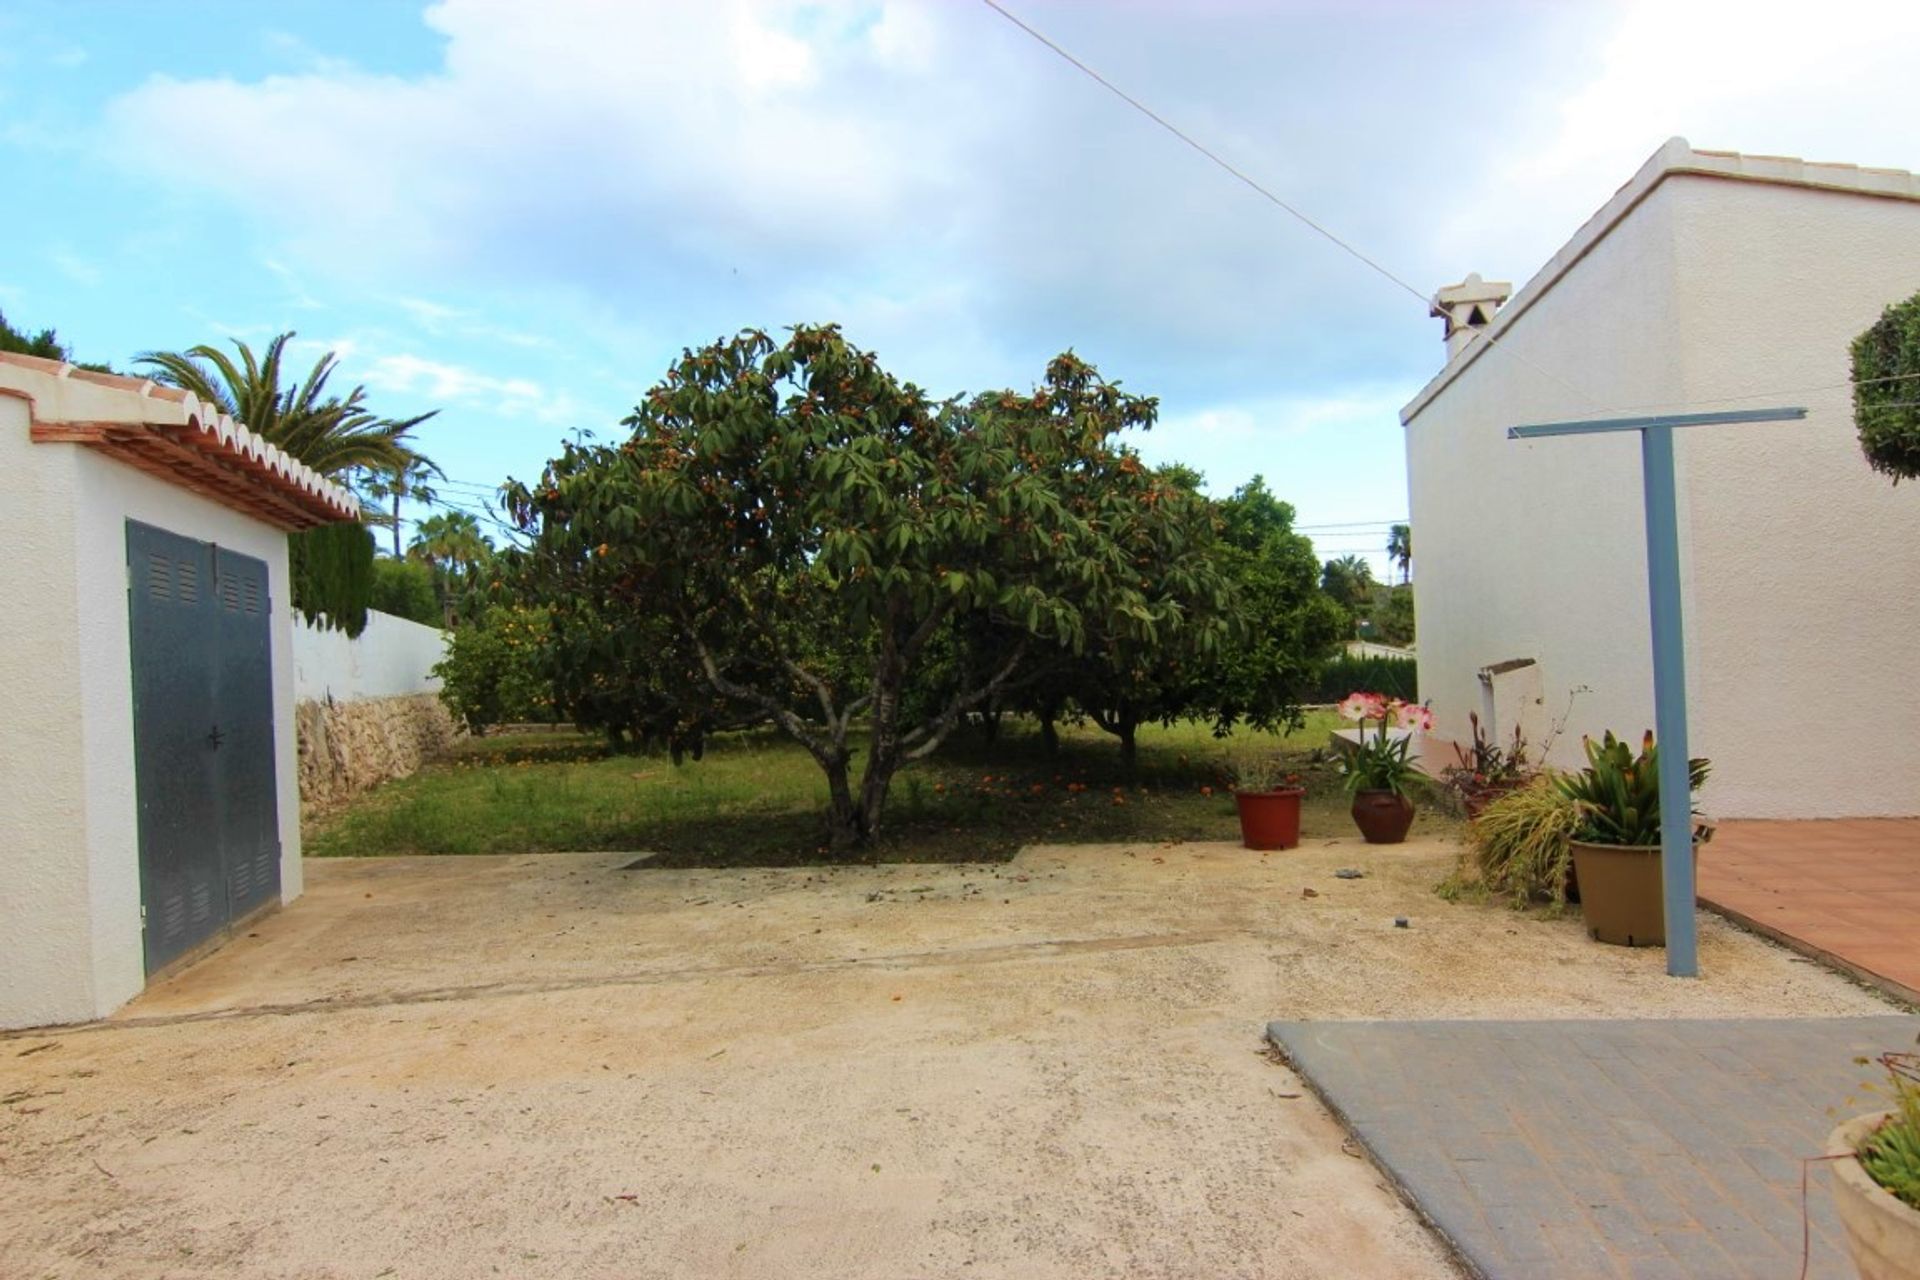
[0,836,1895,1279]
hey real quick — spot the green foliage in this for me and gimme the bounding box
[0,308,70,360]
[289,522,375,637]
[433,605,554,734]
[504,325,1233,851]
[1199,476,1349,734]
[137,332,435,480]
[306,714,1365,863]
[1371,584,1415,646]
[1852,291,1920,482]
[1858,1055,1920,1210]
[1459,777,1578,908]
[409,510,493,625]
[0,308,115,373]
[1307,654,1417,703]
[1386,523,1412,583]
[1554,731,1709,846]
[370,557,441,626]
[1319,554,1374,611]
[1336,696,1427,798]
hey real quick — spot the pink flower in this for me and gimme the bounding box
[1337,692,1384,723]
[1396,702,1436,733]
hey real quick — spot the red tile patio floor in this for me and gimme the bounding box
[1700,819,1920,1004]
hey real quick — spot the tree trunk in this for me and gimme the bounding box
[978,706,1001,744]
[1118,716,1138,769]
[392,489,403,559]
[1039,712,1059,756]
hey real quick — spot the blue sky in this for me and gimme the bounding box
[4,0,1915,570]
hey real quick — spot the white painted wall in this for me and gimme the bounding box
[1406,145,1920,818]
[294,609,447,704]
[0,394,93,1029]
[1,397,304,1028]
[1671,178,1920,817]
[1404,177,1687,775]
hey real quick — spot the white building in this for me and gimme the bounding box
[1404,139,1920,819]
[0,352,359,1028]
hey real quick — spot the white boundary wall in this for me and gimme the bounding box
[294,610,447,704]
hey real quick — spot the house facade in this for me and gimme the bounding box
[1404,139,1920,819]
[0,353,359,1028]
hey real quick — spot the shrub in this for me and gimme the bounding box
[1306,653,1416,703]
[370,557,441,627]
[1852,291,1920,483]
[1452,776,1578,909]
[434,605,554,734]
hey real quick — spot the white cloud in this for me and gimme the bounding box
[89,0,1920,482]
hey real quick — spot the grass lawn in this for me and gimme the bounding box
[307,712,1461,865]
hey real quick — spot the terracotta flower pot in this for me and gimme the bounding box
[1569,839,1698,947]
[1350,790,1414,844]
[1235,787,1305,851]
[1828,1111,1920,1280]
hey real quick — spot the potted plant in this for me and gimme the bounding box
[1224,752,1305,851]
[1335,692,1432,844]
[1554,731,1710,947]
[1828,1051,1920,1280]
[1445,712,1534,819]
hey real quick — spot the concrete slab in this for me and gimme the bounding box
[1268,1017,1920,1280]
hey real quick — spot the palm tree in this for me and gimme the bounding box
[1387,524,1412,584]
[363,456,443,558]
[409,511,493,625]
[137,332,435,480]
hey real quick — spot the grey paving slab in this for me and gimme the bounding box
[1266,1017,1920,1280]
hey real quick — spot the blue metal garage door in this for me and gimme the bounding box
[126,520,281,973]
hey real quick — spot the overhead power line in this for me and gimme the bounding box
[976,0,1904,423]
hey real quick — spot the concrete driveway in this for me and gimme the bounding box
[0,837,1891,1279]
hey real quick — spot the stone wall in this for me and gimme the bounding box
[295,693,461,816]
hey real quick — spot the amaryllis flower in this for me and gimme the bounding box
[1337,692,1388,723]
[1396,702,1437,733]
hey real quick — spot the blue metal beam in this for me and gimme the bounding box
[1508,407,1806,440]
[1504,404,1806,978]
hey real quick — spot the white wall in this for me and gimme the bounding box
[294,609,447,704]
[1404,180,1688,773]
[0,394,94,1029]
[1406,151,1920,818]
[1,398,305,1028]
[1673,178,1920,817]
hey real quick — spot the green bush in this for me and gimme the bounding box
[1852,291,1920,482]
[434,605,555,734]
[370,557,441,627]
[1306,653,1417,703]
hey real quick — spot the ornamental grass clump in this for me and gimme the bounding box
[1459,776,1579,909]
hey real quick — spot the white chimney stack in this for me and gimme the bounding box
[1430,273,1512,359]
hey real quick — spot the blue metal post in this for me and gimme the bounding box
[1639,425,1697,977]
[1508,405,1803,979]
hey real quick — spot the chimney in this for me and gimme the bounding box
[1430,273,1512,359]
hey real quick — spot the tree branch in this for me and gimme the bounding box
[688,630,837,763]
[902,640,1030,761]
